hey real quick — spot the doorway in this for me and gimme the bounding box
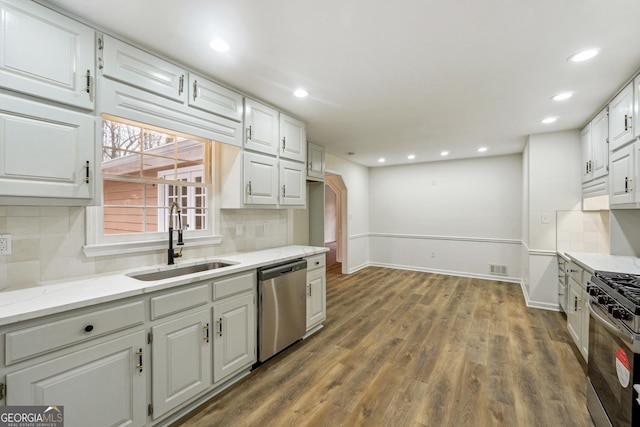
[325,172,347,274]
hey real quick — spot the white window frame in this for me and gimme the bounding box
[83,117,221,258]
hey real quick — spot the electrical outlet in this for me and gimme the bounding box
[263,222,269,234]
[431,251,436,258]
[235,224,243,236]
[0,234,12,255]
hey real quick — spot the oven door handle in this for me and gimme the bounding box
[588,300,634,344]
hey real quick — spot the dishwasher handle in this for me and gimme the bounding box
[258,259,307,281]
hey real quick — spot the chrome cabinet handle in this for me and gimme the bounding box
[203,323,210,343]
[247,125,252,140]
[217,318,223,337]
[247,181,252,196]
[282,137,286,151]
[625,114,632,131]
[193,80,198,101]
[84,161,90,184]
[136,348,143,372]
[85,70,91,94]
[178,75,184,95]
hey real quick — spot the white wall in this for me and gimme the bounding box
[325,153,370,273]
[0,206,288,291]
[523,130,582,309]
[610,209,640,256]
[528,131,582,250]
[368,154,522,279]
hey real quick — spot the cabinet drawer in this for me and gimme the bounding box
[5,301,144,365]
[151,284,209,320]
[213,271,256,300]
[306,254,326,271]
[568,261,583,286]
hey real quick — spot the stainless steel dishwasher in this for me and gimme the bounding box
[258,258,307,362]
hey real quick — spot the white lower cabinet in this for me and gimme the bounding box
[5,330,146,427]
[305,254,327,332]
[566,261,589,362]
[151,308,212,420]
[213,293,256,383]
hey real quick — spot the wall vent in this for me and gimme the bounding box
[490,264,508,276]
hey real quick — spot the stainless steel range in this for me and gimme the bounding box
[587,271,640,427]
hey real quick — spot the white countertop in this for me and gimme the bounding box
[564,251,640,275]
[0,245,328,327]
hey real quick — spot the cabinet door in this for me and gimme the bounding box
[0,0,95,109]
[580,123,592,183]
[591,108,609,180]
[213,293,255,383]
[280,159,306,206]
[188,73,243,122]
[101,34,187,103]
[0,93,93,199]
[243,151,278,205]
[610,143,635,205]
[279,114,306,162]
[152,309,211,419]
[609,83,634,151]
[579,289,590,361]
[566,279,582,349]
[244,99,279,155]
[6,331,146,427]
[306,269,326,330]
[307,142,325,181]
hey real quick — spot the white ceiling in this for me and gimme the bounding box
[44,0,640,167]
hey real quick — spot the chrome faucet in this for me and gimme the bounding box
[168,201,184,265]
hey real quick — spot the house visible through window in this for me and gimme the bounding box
[101,115,211,237]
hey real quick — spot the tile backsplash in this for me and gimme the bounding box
[0,206,289,292]
[556,210,610,253]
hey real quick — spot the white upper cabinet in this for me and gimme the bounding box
[0,93,94,200]
[591,108,609,180]
[244,99,279,155]
[279,114,306,162]
[188,72,243,122]
[609,142,635,205]
[580,123,592,184]
[307,142,325,181]
[243,151,279,205]
[280,159,306,206]
[0,0,95,109]
[101,34,187,102]
[609,82,635,151]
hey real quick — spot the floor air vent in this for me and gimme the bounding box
[490,264,508,276]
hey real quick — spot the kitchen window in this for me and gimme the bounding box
[84,115,218,256]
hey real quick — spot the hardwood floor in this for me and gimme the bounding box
[174,267,593,427]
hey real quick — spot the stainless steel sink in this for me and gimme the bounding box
[129,261,235,281]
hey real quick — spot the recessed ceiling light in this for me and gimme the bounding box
[293,88,308,98]
[440,151,449,157]
[568,48,599,63]
[378,157,386,163]
[407,154,416,160]
[542,116,558,124]
[209,38,230,53]
[552,92,573,101]
[477,147,488,153]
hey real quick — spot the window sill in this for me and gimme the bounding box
[83,235,223,258]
